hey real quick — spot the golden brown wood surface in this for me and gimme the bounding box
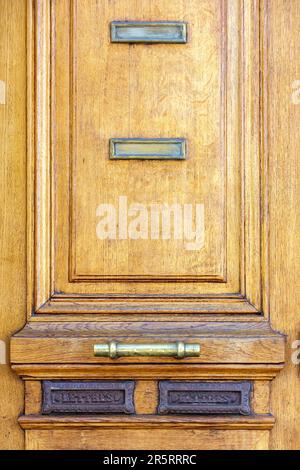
[252,381,270,415]
[268,0,300,450]
[2,0,300,451]
[134,381,158,415]
[19,414,275,431]
[27,0,265,316]
[70,0,227,283]
[13,363,283,381]
[0,0,26,450]
[25,381,41,415]
[9,0,286,451]
[25,429,270,450]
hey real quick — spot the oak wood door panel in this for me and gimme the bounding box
[9,0,286,451]
[29,0,264,316]
[2,0,300,452]
[66,0,226,283]
[0,0,26,451]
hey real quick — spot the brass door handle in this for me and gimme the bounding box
[93,341,200,359]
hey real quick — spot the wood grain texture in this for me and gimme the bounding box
[25,381,41,415]
[68,0,227,283]
[33,0,52,309]
[134,381,158,415]
[19,414,275,430]
[267,0,300,450]
[25,429,270,450]
[5,0,300,450]
[23,0,267,316]
[37,296,259,315]
[252,380,270,415]
[0,0,26,450]
[253,382,270,418]
[14,363,283,381]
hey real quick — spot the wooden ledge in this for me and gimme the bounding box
[18,414,275,431]
[12,363,284,380]
[11,320,286,365]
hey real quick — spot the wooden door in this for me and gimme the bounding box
[10,0,286,450]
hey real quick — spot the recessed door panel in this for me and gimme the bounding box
[71,0,226,279]
[24,0,262,314]
[47,0,255,311]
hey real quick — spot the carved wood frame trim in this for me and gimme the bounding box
[68,0,228,284]
[27,0,269,318]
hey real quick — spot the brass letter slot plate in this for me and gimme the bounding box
[111,21,187,44]
[158,381,252,415]
[94,341,200,358]
[110,138,186,160]
[42,381,135,414]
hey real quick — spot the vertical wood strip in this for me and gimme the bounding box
[25,381,42,415]
[134,381,158,414]
[268,0,300,450]
[34,0,52,308]
[0,0,27,450]
[242,0,262,310]
[253,380,270,414]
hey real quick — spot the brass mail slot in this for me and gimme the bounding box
[109,138,186,160]
[111,21,187,44]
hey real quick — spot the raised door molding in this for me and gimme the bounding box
[24,0,270,317]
